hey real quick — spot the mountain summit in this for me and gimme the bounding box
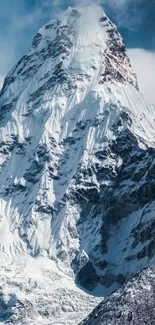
[1,5,155,324]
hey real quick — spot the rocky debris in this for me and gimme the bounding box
[79,266,155,325]
[0,256,101,325]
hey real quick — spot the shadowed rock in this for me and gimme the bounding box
[80,266,155,325]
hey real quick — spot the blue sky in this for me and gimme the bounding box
[0,0,155,103]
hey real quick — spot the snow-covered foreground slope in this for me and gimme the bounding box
[1,4,155,324]
[0,254,101,324]
[80,266,155,325]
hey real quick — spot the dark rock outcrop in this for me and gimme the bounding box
[80,266,155,325]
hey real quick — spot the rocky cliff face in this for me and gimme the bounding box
[80,266,155,325]
[0,5,155,324]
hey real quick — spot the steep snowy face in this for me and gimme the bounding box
[1,5,155,298]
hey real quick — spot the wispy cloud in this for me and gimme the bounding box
[128,48,155,105]
[44,0,146,31]
[100,0,145,31]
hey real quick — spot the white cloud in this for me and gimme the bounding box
[45,0,131,10]
[102,0,144,30]
[65,0,131,6]
[49,0,144,31]
[128,48,155,105]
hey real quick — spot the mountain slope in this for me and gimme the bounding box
[0,254,101,325]
[80,266,155,325]
[0,5,155,324]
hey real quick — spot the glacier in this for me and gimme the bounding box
[0,5,155,324]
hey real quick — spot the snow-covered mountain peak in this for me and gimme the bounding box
[61,5,107,48]
[36,4,137,91]
[39,5,109,46]
[1,7,155,324]
[2,4,138,104]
